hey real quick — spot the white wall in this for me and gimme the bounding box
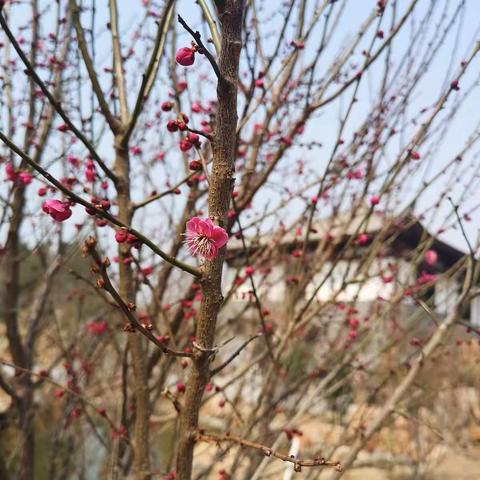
[223,264,286,303]
[434,277,459,315]
[305,257,412,303]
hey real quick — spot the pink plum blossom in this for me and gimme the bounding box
[42,199,72,222]
[185,217,228,260]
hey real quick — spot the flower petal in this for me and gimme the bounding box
[198,218,213,236]
[211,226,229,249]
[186,217,201,234]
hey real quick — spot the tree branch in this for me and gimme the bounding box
[108,0,129,124]
[210,333,261,376]
[0,131,201,277]
[84,236,194,359]
[69,0,122,133]
[195,430,342,473]
[0,8,118,184]
[197,0,221,54]
[177,14,222,81]
[123,0,175,144]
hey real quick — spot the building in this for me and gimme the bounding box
[224,209,478,327]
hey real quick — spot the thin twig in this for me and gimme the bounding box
[84,237,194,359]
[195,430,342,473]
[177,14,222,81]
[131,171,198,211]
[0,131,200,277]
[123,0,175,143]
[448,196,475,258]
[0,9,118,184]
[231,198,277,363]
[186,126,213,141]
[0,358,122,437]
[210,333,261,376]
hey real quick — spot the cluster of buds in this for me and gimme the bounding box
[85,158,96,182]
[4,163,33,186]
[85,196,110,215]
[167,112,190,132]
[179,132,200,152]
[87,320,108,336]
[114,228,142,249]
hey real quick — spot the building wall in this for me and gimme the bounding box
[224,257,417,304]
[224,256,468,322]
[223,264,287,303]
[304,257,414,303]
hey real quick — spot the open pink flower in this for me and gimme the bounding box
[185,217,228,260]
[42,199,72,222]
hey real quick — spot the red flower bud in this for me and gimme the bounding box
[189,160,202,171]
[176,383,186,393]
[167,120,178,132]
[176,47,195,67]
[179,138,193,152]
[115,229,128,243]
[355,233,369,246]
[161,101,173,111]
[187,132,200,145]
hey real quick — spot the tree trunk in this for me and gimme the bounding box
[114,137,151,479]
[175,3,245,479]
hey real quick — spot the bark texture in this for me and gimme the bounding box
[114,138,151,479]
[175,2,245,479]
[2,3,38,478]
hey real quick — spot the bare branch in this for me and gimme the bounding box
[195,430,342,473]
[0,131,201,277]
[0,8,118,184]
[69,0,122,133]
[84,236,194,359]
[210,333,261,376]
[177,14,222,81]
